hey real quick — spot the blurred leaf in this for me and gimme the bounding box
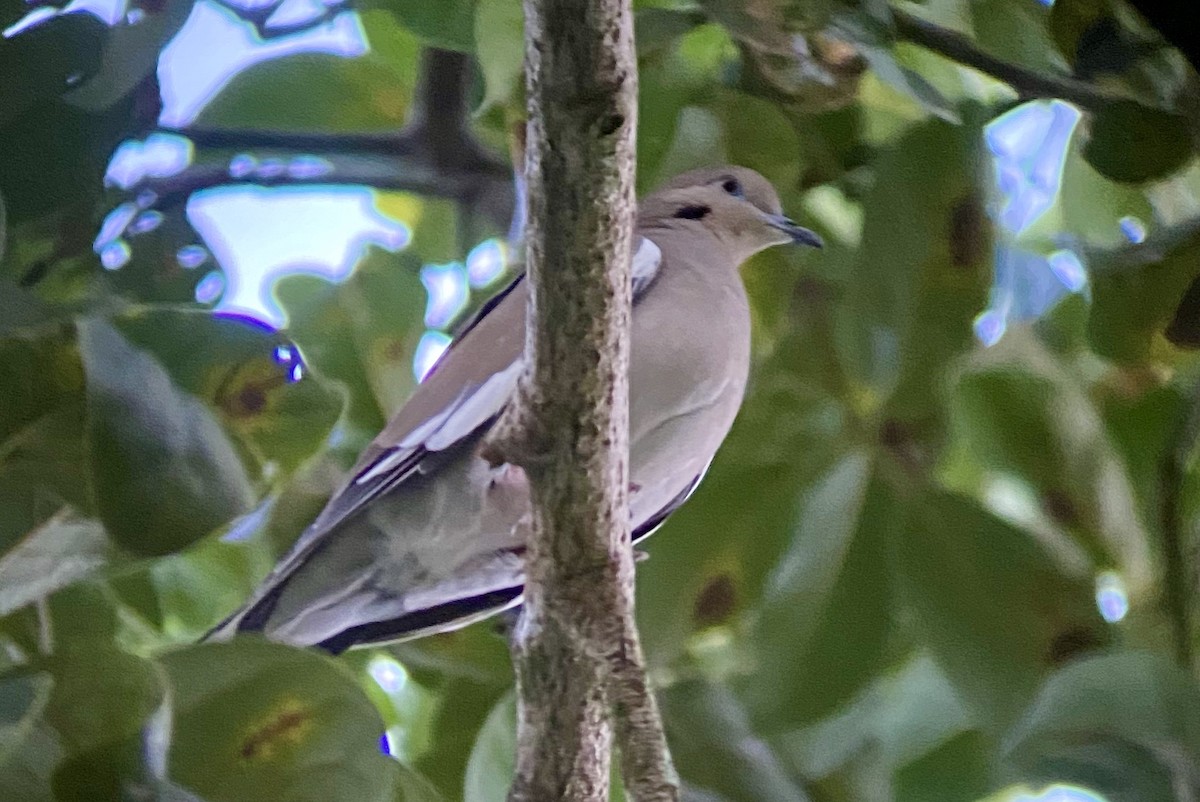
[1049,0,1111,65]
[1005,651,1200,801]
[779,653,973,798]
[894,730,993,802]
[951,332,1153,583]
[67,0,194,111]
[1088,223,1200,362]
[1083,101,1194,185]
[856,44,958,123]
[391,760,446,802]
[717,90,801,189]
[80,317,255,556]
[200,55,413,132]
[0,669,53,771]
[0,669,59,802]
[744,451,897,728]
[163,639,396,802]
[43,641,170,801]
[0,512,108,617]
[0,328,94,578]
[379,0,475,51]
[896,491,1105,728]
[473,0,523,114]
[1032,132,1155,252]
[463,691,514,802]
[412,675,508,797]
[663,680,811,802]
[839,117,991,423]
[0,15,107,125]
[970,0,1064,75]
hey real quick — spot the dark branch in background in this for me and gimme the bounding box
[136,49,514,238]
[892,8,1128,111]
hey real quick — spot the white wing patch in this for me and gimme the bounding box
[355,360,523,487]
[631,236,662,299]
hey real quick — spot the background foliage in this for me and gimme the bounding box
[3,0,1200,800]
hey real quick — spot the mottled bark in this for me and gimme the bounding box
[484,0,677,799]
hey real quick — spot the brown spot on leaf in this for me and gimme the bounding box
[1047,625,1103,666]
[693,573,738,628]
[1041,489,1081,528]
[214,359,286,421]
[238,698,315,761]
[949,194,987,268]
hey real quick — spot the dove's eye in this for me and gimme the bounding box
[721,178,743,198]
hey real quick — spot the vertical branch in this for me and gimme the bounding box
[485,0,675,799]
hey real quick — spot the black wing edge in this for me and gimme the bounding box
[316,585,524,655]
[314,471,704,654]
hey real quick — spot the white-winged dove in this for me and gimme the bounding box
[210,166,822,652]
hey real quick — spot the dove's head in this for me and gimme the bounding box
[639,166,822,264]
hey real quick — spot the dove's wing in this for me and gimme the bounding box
[214,237,664,642]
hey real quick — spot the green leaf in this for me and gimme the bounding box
[950,331,1153,582]
[896,491,1106,728]
[473,0,523,114]
[744,451,897,728]
[199,54,415,132]
[971,0,1065,76]
[894,730,993,802]
[0,328,96,586]
[778,654,974,799]
[1005,651,1200,801]
[857,44,959,123]
[66,0,196,111]
[716,90,801,189]
[43,642,171,801]
[376,0,475,51]
[463,691,514,802]
[80,317,255,556]
[1083,101,1194,185]
[0,15,107,126]
[662,680,811,802]
[0,512,108,616]
[0,670,59,802]
[0,670,53,772]
[839,117,991,422]
[111,309,343,479]
[412,675,509,797]
[1088,223,1200,362]
[1049,0,1111,65]
[163,640,396,802]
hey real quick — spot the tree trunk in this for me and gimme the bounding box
[485,0,678,799]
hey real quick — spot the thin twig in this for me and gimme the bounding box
[892,7,1126,111]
